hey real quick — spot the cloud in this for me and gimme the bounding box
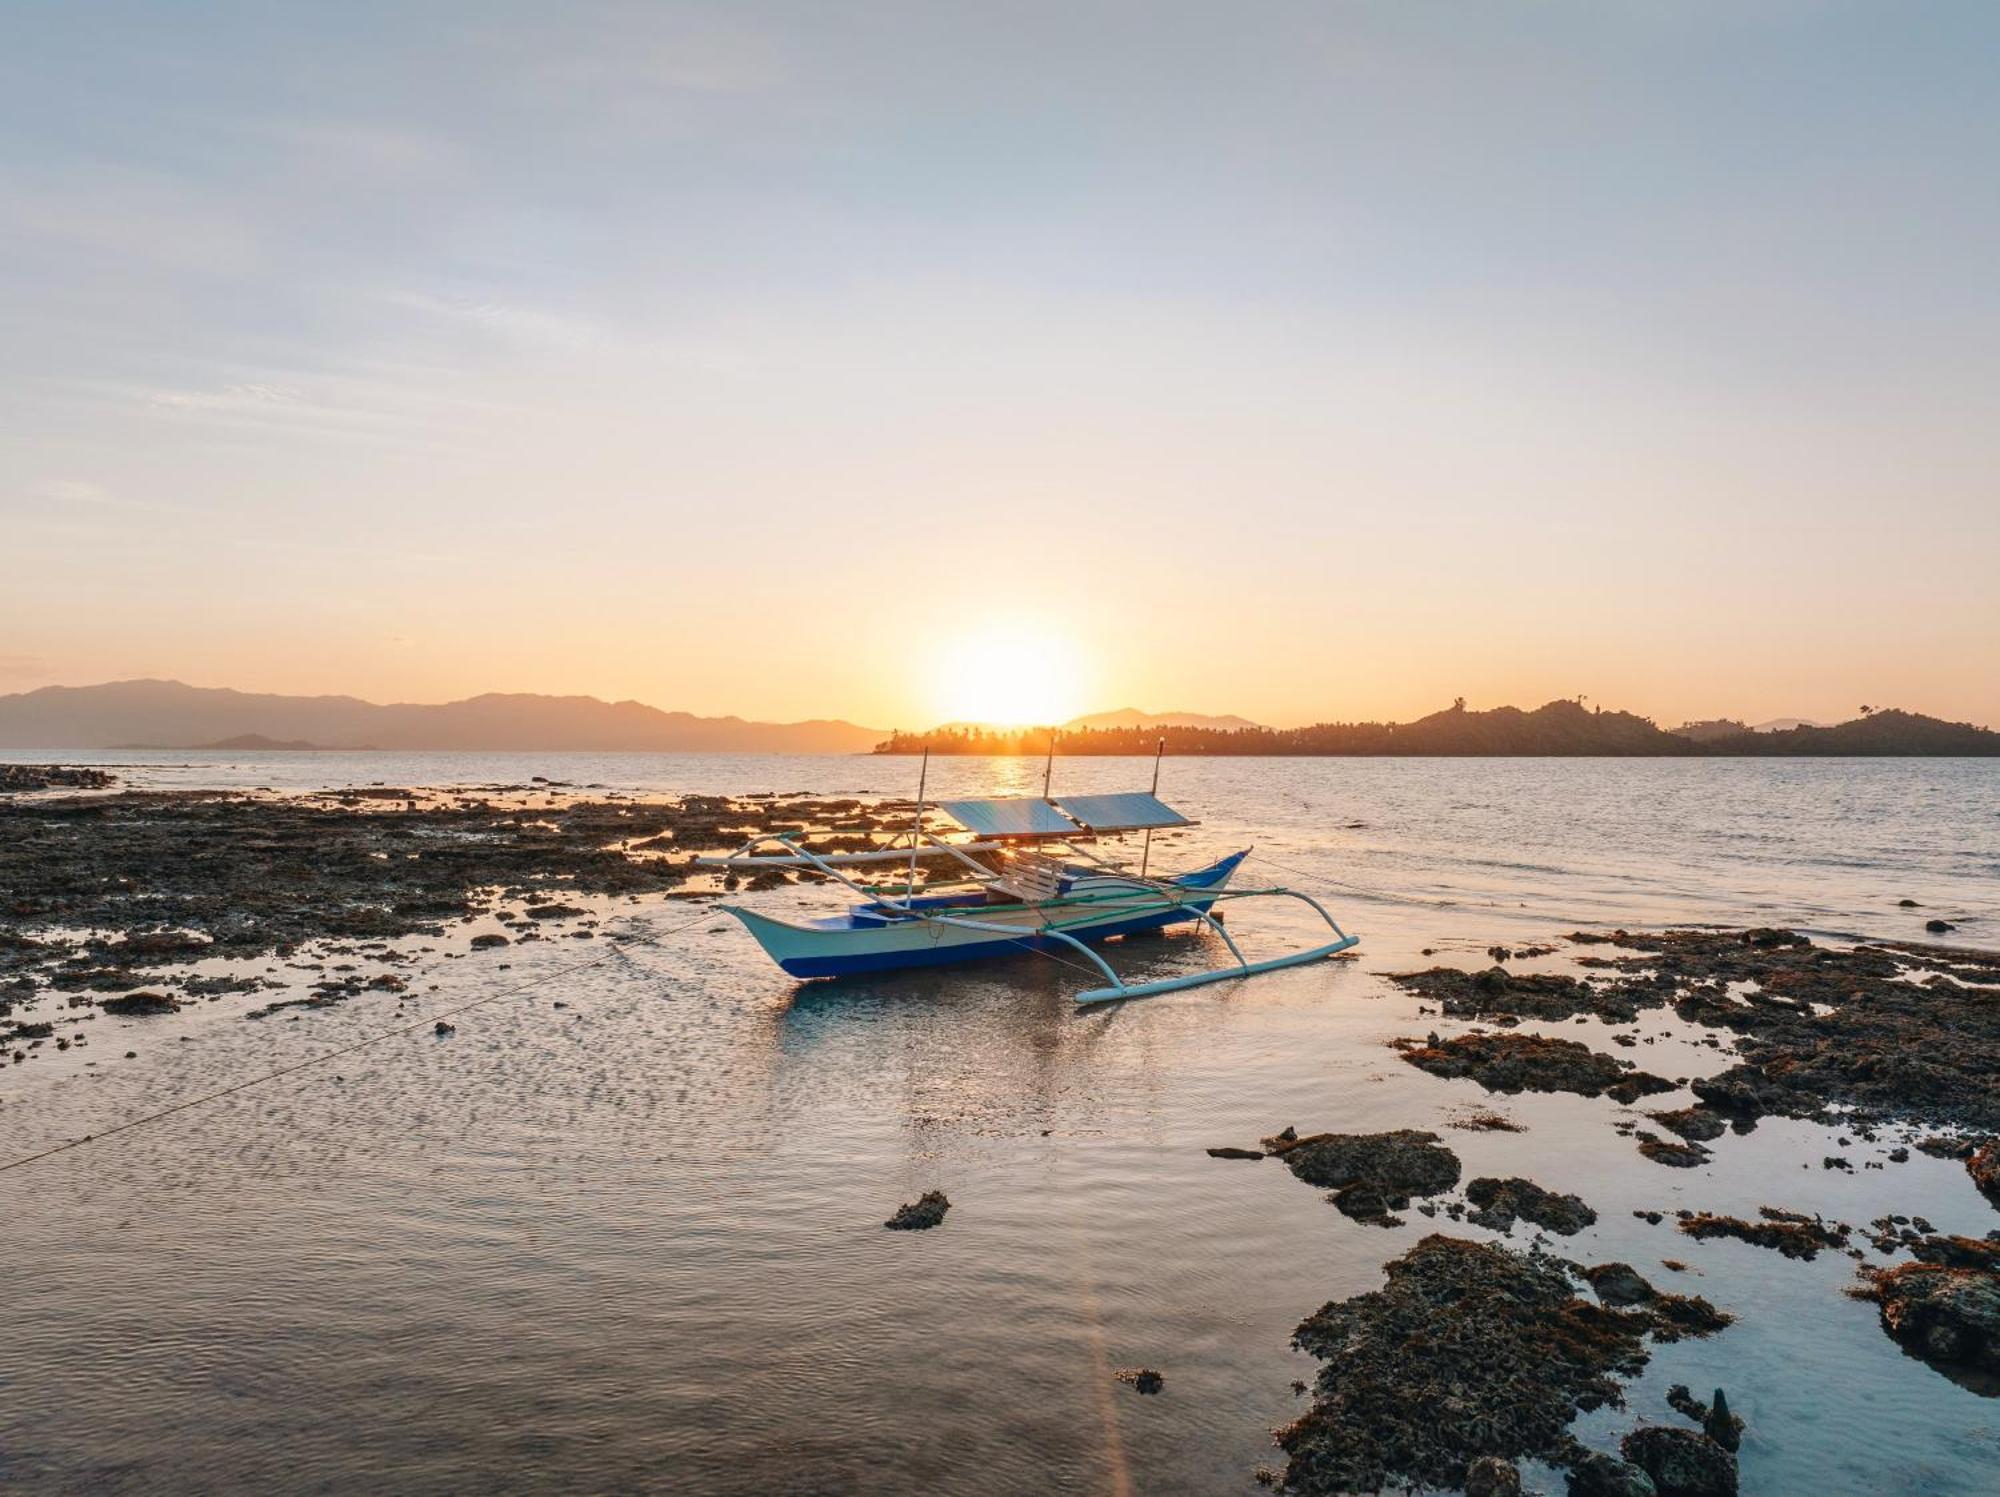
[3,166,262,274]
[382,291,607,351]
[147,382,303,412]
[37,478,113,505]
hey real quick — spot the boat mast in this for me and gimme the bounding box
[1042,727,1057,799]
[1140,735,1164,877]
[907,745,929,901]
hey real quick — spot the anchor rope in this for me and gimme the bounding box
[0,906,727,1177]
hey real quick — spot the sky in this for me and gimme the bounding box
[3,1,1997,731]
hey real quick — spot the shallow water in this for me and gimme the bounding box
[4,754,1998,1493]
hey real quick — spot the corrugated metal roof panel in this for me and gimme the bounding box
[936,797,1079,838]
[1050,792,1192,832]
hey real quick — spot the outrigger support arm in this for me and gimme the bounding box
[1071,882,1357,1005]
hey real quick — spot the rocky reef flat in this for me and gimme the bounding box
[4,779,1997,1494]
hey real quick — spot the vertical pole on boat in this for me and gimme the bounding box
[1140,735,1164,878]
[907,745,929,902]
[1042,727,1057,799]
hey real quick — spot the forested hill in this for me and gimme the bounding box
[875,702,2000,756]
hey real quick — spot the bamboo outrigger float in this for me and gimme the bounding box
[696,744,1357,1005]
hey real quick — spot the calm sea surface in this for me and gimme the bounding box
[4,753,1997,1494]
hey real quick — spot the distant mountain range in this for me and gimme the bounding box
[7,683,1991,758]
[878,702,2000,756]
[0,680,886,754]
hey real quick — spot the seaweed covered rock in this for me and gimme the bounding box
[1635,1133,1712,1169]
[1968,1141,2000,1210]
[1394,1031,1675,1103]
[1647,1107,1729,1143]
[1568,1451,1660,1496]
[1582,1262,1657,1307]
[1466,1176,1599,1236]
[1391,965,1642,1023]
[1620,1426,1738,1497]
[884,1190,951,1231]
[1678,1208,1849,1261]
[1854,1261,2000,1376]
[1464,1455,1525,1497]
[1279,1235,1727,1494]
[1278,1130,1462,1225]
[99,990,180,1015]
[1565,930,2000,1131]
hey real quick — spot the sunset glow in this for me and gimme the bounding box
[926,627,1090,729]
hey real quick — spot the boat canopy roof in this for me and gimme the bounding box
[1050,792,1191,833]
[936,797,1078,837]
[936,792,1193,839]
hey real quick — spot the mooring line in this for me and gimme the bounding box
[0,907,725,1177]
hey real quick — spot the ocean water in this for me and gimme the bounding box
[3,753,1997,1494]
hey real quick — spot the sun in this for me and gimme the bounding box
[927,626,1089,728]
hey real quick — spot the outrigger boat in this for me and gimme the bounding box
[696,748,1357,1005]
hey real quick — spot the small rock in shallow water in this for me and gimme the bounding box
[1277,1130,1462,1226]
[1568,1450,1660,1497]
[1680,1208,1848,1260]
[1206,1146,1263,1160]
[1114,1367,1163,1394]
[1854,1259,2000,1376]
[1465,1176,1597,1236]
[1620,1425,1737,1496]
[1966,1142,2000,1208]
[99,991,180,1015]
[1464,1454,1523,1497]
[1637,1134,1712,1169]
[1704,1389,1743,1453]
[434,1020,454,1035]
[1583,1262,1657,1306]
[1925,919,1955,933]
[885,1190,951,1230]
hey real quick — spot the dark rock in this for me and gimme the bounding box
[1968,1141,2000,1209]
[1568,1451,1660,1496]
[1925,919,1955,933]
[0,764,116,793]
[1465,1176,1598,1236]
[1647,1107,1728,1143]
[1465,1454,1524,1497]
[1917,1135,1974,1160]
[470,932,510,948]
[885,1190,951,1230]
[99,990,180,1015]
[1637,1134,1712,1169]
[1583,1262,1658,1307]
[1279,1235,1728,1495]
[1664,1383,1707,1422]
[1115,1367,1164,1394]
[433,1020,454,1035]
[1855,1261,2000,1376]
[1394,1031,1674,1101]
[1620,1426,1738,1496]
[1704,1389,1743,1453]
[1392,965,1641,1024]
[1278,1130,1462,1225]
[1679,1208,1849,1260]
[1206,1146,1264,1160]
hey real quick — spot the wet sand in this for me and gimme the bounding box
[3,775,1998,1494]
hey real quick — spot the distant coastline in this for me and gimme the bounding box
[875,702,2000,757]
